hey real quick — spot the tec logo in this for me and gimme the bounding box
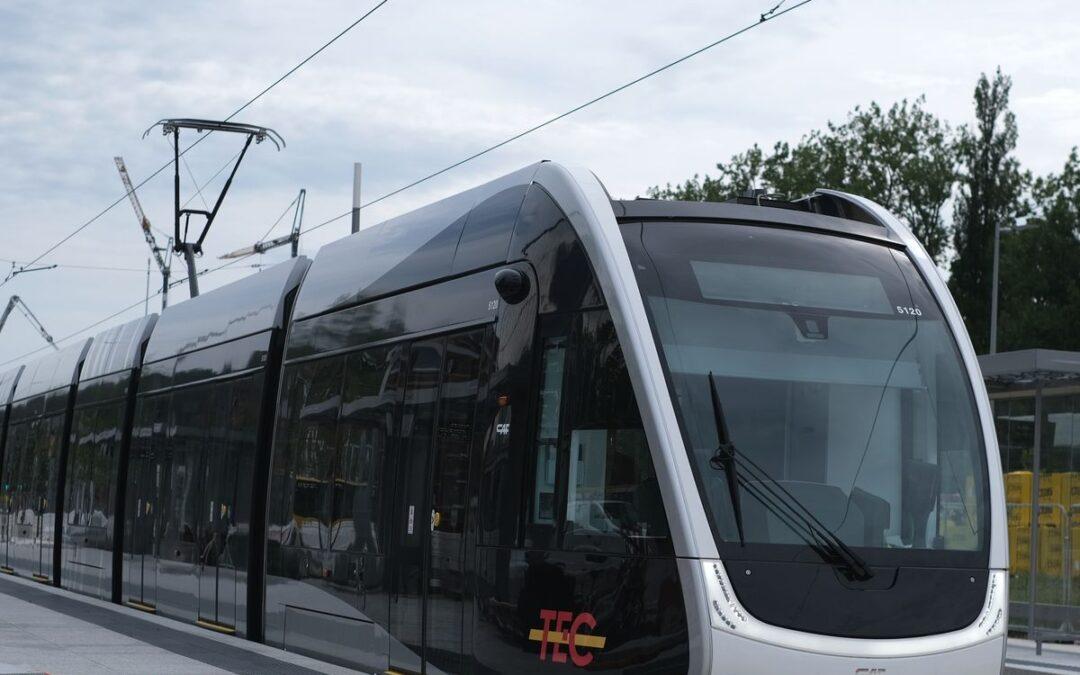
[528,609,606,667]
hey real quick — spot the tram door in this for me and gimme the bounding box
[34,415,63,580]
[196,381,243,632]
[125,395,165,611]
[388,330,485,674]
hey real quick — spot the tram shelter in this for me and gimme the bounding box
[979,349,1080,644]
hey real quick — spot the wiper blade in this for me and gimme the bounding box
[704,373,873,581]
[730,451,874,581]
[707,372,745,546]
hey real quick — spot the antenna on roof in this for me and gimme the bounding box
[143,118,285,298]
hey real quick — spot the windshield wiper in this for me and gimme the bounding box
[705,373,874,581]
[707,372,745,545]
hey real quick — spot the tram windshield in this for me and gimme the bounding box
[625,220,989,565]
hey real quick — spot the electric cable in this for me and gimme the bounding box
[0,253,256,368]
[5,0,392,280]
[2,0,813,365]
[298,0,816,237]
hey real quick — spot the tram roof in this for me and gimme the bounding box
[979,349,1080,387]
[11,338,92,402]
[611,196,905,246]
[81,315,158,381]
[292,163,542,321]
[144,256,309,364]
[0,366,22,406]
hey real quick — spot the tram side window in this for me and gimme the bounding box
[67,408,98,527]
[333,346,401,553]
[526,310,673,555]
[273,358,343,551]
[67,404,120,530]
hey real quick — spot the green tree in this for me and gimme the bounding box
[648,97,957,262]
[996,149,1080,351]
[948,68,1030,354]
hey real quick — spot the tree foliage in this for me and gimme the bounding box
[648,69,1080,352]
[995,149,1080,351]
[648,97,957,262]
[947,68,1031,354]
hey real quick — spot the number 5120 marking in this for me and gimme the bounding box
[896,306,922,316]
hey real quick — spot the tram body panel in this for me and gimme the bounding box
[538,164,1005,670]
[0,162,1007,674]
[0,340,91,584]
[121,258,308,636]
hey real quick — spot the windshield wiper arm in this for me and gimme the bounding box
[731,454,874,581]
[705,373,873,581]
[707,372,745,546]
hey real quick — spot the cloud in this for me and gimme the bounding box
[0,0,1078,362]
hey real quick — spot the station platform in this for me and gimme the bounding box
[2,570,1079,675]
[0,574,353,675]
[1007,639,1080,674]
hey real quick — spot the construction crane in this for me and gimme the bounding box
[115,156,172,310]
[0,296,58,351]
[219,189,306,260]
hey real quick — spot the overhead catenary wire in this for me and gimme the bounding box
[4,0,392,282]
[180,151,243,211]
[0,253,257,368]
[298,0,816,238]
[0,257,150,274]
[1,0,813,365]
[256,193,303,245]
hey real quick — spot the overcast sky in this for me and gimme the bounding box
[0,0,1077,364]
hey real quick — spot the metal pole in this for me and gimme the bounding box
[173,128,181,246]
[162,268,169,311]
[183,244,199,298]
[351,163,362,234]
[145,258,150,316]
[990,220,1001,354]
[1029,380,1044,640]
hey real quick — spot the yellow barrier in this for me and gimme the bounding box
[1039,524,1065,577]
[1009,525,1031,573]
[1006,472,1032,527]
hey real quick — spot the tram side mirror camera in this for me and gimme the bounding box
[494,268,530,304]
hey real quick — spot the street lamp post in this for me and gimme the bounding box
[989,216,1035,354]
[990,221,1002,354]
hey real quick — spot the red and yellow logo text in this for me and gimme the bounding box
[528,609,606,667]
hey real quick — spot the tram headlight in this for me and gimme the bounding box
[700,560,755,635]
[701,560,1008,645]
[975,569,1008,639]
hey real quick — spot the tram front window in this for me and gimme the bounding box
[626,221,989,566]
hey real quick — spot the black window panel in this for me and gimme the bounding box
[63,403,123,596]
[125,394,168,558]
[451,185,528,274]
[425,330,485,675]
[122,392,169,611]
[430,333,483,536]
[509,185,604,314]
[284,269,499,362]
[334,346,402,554]
[223,376,260,567]
[388,338,443,672]
[3,412,67,579]
[271,358,344,551]
[1,421,28,567]
[66,405,118,532]
[525,310,673,555]
[161,387,210,561]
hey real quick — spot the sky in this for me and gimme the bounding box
[0,0,1077,365]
